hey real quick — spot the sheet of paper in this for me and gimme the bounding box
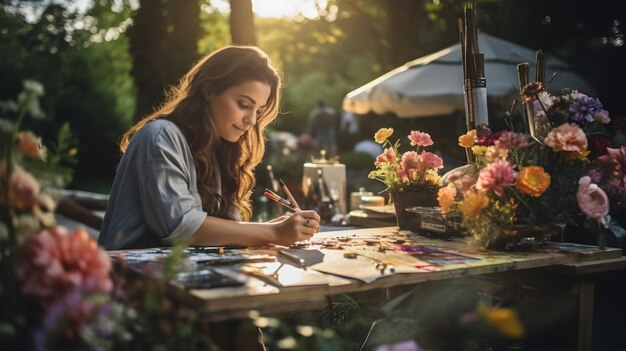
[240,261,351,287]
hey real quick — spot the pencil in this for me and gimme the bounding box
[278,249,306,268]
[264,190,297,212]
[279,179,301,211]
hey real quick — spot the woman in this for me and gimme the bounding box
[99,46,320,250]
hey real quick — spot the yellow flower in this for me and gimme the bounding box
[565,149,591,161]
[458,129,477,148]
[424,169,441,185]
[374,128,394,144]
[437,185,456,213]
[515,166,551,197]
[471,145,488,156]
[479,305,525,339]
[459,190,489,220]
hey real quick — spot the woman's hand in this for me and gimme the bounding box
[271,210,321,246]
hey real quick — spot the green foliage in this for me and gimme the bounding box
[198,7,231,54]
[0,2,135,182]
[338,151,374,170]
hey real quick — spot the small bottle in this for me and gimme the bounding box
[316,169,336,223]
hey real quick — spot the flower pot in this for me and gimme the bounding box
[391,187,438,230]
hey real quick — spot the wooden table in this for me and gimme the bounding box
[111,227,625,351]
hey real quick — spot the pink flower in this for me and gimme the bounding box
[400,151,420,168]
[408,131,433,147]
[496,131,534,149]
[544,123,588,154]
[374,147,397,167]
[596,146,626,184]
[476,160,517,196]
[16,226,112,305]
[577,176,609,225]
[7,166,40,210]
[396,166,410,183]
[419,151,444,170]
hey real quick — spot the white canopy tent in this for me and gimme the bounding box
[343,32,596,118]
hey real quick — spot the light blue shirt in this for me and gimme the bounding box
[99,119,209,250]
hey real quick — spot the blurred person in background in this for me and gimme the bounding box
[307,99,338,159]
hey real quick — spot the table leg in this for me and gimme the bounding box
[577,280,595,351]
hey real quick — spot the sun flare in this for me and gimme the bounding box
[211,0,327,19]
[252,0,326,19]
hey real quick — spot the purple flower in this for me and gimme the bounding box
[375,340,425,351]
[604,178,626,201]
[588,169,603,184]
[569,95,603,123]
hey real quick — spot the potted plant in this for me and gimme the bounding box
[368,128,444,229]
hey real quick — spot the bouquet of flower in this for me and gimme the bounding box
[1,81,215,350]
[368,128,444,193]
[439,88,621,249]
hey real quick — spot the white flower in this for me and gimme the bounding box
[23,80,45,97]
[567,89,584,102]
[594,109,611,124]
[0,100,18,113]
[17,81,45,119]
[0,222,9,241]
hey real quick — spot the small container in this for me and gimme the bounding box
[350,187,373,211]
[360,195,385,207]
[405,206,465,237]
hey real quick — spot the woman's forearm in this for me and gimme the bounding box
[189,210,321,247]
[189,216,276,247]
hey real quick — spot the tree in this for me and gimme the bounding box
[229,0,256,45]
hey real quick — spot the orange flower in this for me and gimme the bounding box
[459,190,489,220]
[480,305,525,339]
[437,185,456,213]
[458,129,477,148]
[15,131,46,160]
[515,166,551,197]
[374,128,393,144]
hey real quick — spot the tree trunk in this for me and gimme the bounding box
[387,0,427,65]
[229,0,257,45]
[128,0,200,120]
[128,0,167,120]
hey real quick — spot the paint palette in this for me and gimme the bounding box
[113,247,276,289]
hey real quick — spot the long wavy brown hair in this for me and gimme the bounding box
[119,46,282,221]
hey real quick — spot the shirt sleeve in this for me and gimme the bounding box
[136,125,207,244]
